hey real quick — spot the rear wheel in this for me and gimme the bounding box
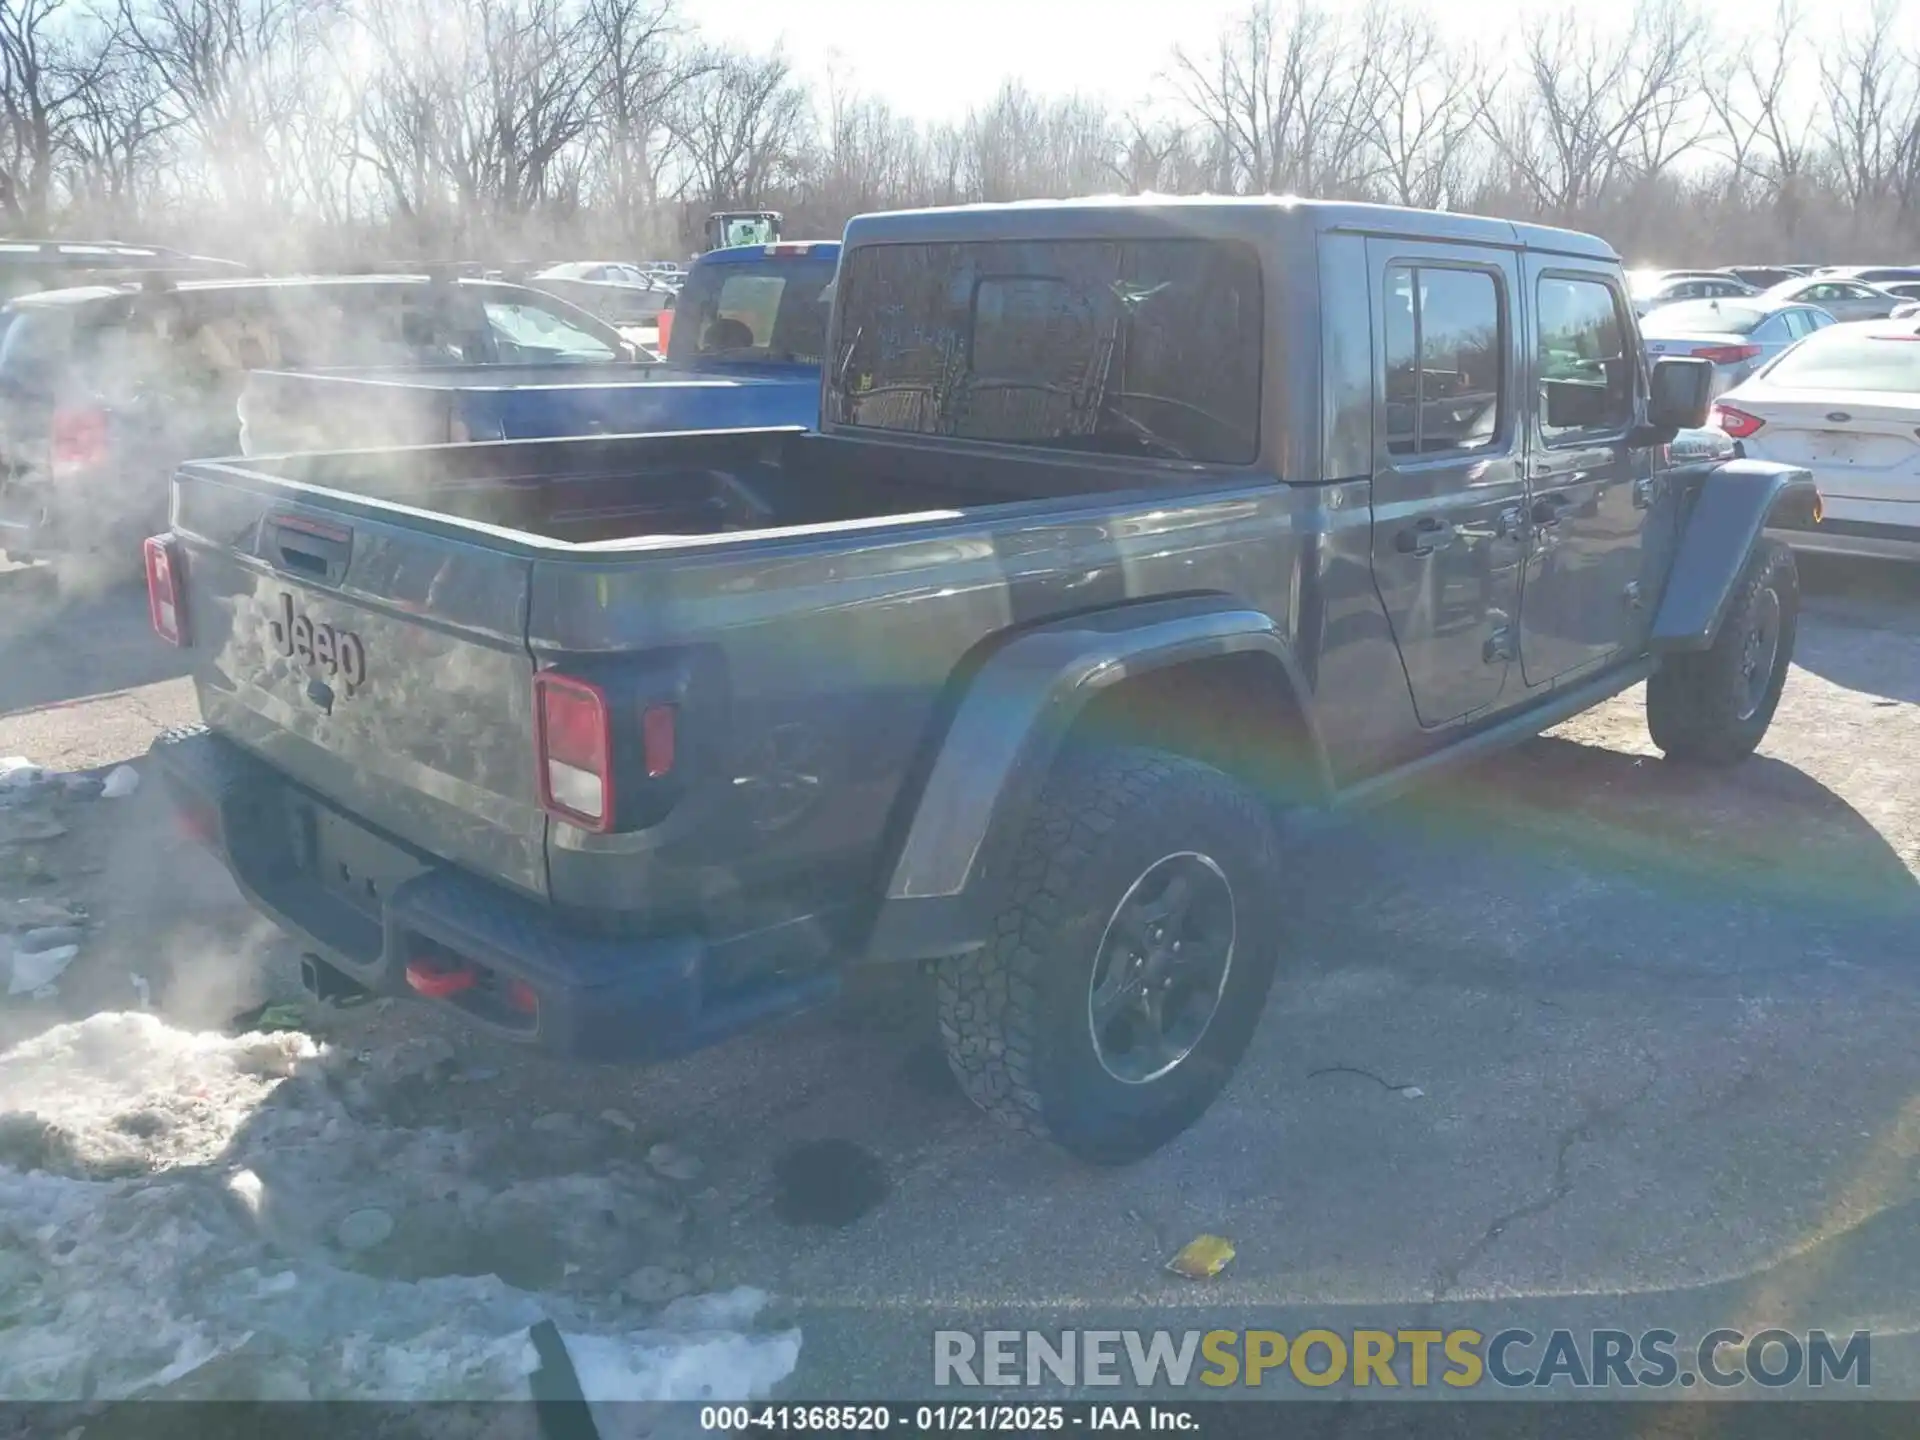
[1647,538,1798,764]
[935,747,1285,1165]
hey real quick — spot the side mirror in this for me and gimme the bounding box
[1542,378,1612,430]
[1647,356,1714,432]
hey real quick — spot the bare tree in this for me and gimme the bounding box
[0,0,118,227]
[1171,0,1385,198]
[586,0,698,242]
[1818,0,1919,209]
[1359,0,1482,208]
[668,46,809,219]
[1480,0,1706,217]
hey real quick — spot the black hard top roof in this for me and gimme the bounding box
[840,194,1617,263]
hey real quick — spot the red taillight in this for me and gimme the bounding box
[406,953,477,998]
[50,406,108,477]
[1690,344,1762,365]
[534,672,613,831]
[1711,403,1765,440]
[643,704,677,778]
[144,536,185,646]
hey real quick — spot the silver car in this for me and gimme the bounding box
[1629,270,1757,317]
[1639,297,1836,394]
[1760,276,1907,322]
[526,262,677,325]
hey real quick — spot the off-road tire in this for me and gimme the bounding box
[935,746,1285,1165]
[1647,537,1799,765]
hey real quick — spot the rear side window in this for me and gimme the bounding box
[1761,330,1920,392]
[1537,276,1634,441]
[0,308,75,379]
[826,238,1262,464]
[1382,264,1504,456]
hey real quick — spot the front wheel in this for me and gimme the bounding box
[935,747,1285,1165]
[1647,538,1799,764]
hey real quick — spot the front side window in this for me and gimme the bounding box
[826,238,1262,464]
[1381,263,1504,458]
[1537,275,1634,442]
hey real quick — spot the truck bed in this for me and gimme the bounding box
[166,427,1266,933]
[197,426,1145,547]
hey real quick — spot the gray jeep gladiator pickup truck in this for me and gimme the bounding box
[146,198,1816,1163]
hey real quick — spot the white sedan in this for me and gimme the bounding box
[1713,319,1920,562]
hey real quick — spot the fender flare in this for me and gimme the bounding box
[1650,459,1817,653]
[864,595,1331,963]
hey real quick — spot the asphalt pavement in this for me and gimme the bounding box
[3,556,1919,1408]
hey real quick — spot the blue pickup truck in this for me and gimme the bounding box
[237,243,839,455]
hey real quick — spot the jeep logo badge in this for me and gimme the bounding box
[270,591,366,696]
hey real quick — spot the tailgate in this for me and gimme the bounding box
[172,464,547,897]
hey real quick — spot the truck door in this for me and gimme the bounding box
[1366,239,1527,729]
[1518,262,1674,687]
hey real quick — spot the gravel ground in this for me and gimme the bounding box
[0,555,1918,1406]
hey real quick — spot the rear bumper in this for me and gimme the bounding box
[149,726,835,1061]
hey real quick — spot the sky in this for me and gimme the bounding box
[684,0,1912,125]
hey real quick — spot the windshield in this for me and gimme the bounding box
[718,217,777,248]
[1642,302,1765,335]
[665,255,836,366]
[1761,328,1920,391]
[825,237,1263,464]
[481,299,618,363]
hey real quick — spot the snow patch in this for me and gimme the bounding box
[0,1013,802,1402]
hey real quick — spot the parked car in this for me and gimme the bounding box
[1818,266,1920,287]
[1638,297,1836,394]
[1714,318,1920,563]
[237,243,841,456]
[1722,265,1800,289]
[525,262,678,326]
[0,238,243,302]
[1630,272,1757,317]
[1759,276,1907,322]
[0,273,644,577]
[146,196,1810,1164]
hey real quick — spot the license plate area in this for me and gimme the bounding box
[287,797,427,920]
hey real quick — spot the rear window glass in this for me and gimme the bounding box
[825,238,1262,464]
[1642,302,1764,335]
[667,256,836,365]
[1762,328,1920,391]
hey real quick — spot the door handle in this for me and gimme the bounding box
[1394,517,1455,556]
[1530,496,1568,527]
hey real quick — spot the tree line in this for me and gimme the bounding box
[4,0,1920,266]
